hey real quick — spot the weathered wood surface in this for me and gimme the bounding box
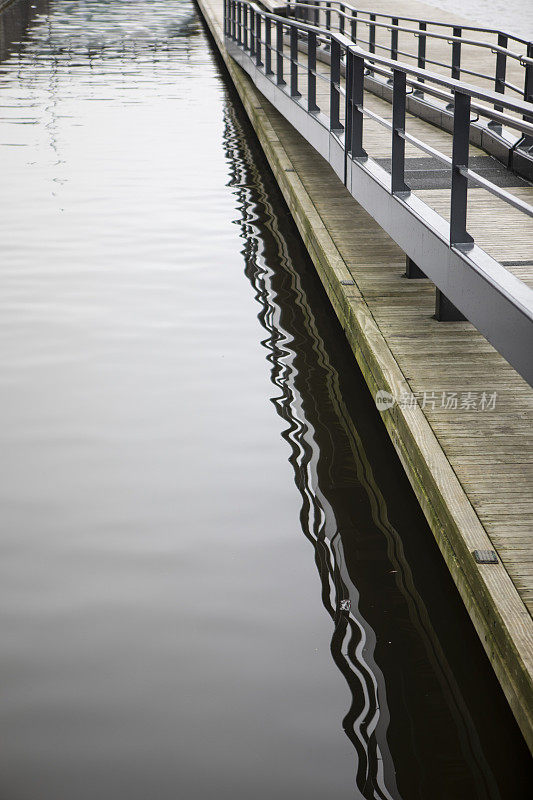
[196,0,533,750]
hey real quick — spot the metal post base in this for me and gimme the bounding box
[404,256,426,278]
[434,289,467,321]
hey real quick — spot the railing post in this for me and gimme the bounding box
[276,20,285,86]
[255,13,262,66]
[450,91,474,247]
[351,10,357,44]
[229,0,235,40]
[290,26,300,97]
[250,7,255,59]
[522,43,533,144]
[451,26,462,80]
[493,33,507,114]
[243,4,248,50]
[339,4,345,36]
[326,1,331,31]
[369,13,376,54]
[345,49,367,183]
[415,21,426,95]
[265,17,273,75]
[344,48,352,184]
[237,1,242,45]
[523,43,533,105]
[392,69,409,193]
[391,17,399,60]
[307,31,320,112]
[330,39,343,131]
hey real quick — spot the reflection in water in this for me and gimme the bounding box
[0,0,531,798]
[0,0,49,61]
[220,97,530,798]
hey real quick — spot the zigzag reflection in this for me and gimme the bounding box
[221,97,499,799]
[222,101,398,800]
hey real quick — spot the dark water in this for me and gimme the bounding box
[0,1,530,798]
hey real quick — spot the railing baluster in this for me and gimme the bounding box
[243,4,248,50]
[307,31,319,112]
[326,2,331,32]
[276,20,285,86]
[250,7,255,59]
[330,39,342,131]
[391,17,399,61]
[523,43,533,140]
[493,33,507,116]
[450,91,474,246]
[265,17,272,75]
[339,4,345,36]
[255,13,262,67]
[351,9,357,44]
[415,21,426,96]
[369,13,376,54]
[451,26,462,80]
[350,53,366,157]
[392,69,409,193]
[290,26,300,97]
[344,49,352,185]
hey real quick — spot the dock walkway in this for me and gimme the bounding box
[196,0,533,748]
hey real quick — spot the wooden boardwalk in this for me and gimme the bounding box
[197,0,533,748]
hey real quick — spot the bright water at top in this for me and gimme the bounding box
[0,1,531,799]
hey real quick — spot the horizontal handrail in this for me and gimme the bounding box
[264,13,533,126]
[285,0,533,127]
[225,0,533,384]
[227,0,533,229]
[286,1,532,48]
[287,3,533,66]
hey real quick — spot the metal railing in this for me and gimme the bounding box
[285,2,533,117]
[224,0,533,385]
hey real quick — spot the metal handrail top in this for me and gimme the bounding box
[285,1,532,48]
[244,2,533,127]
[285,2,533,66]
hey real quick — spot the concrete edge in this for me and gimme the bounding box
[195,0,533,751]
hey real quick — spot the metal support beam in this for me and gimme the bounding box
[435,289,467,321]
[405,256,426,278]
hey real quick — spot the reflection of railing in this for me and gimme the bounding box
[224,0,533,386]
[222,99,499,793]
[286,2,533,112]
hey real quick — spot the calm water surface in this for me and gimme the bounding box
[0,1,531,798]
